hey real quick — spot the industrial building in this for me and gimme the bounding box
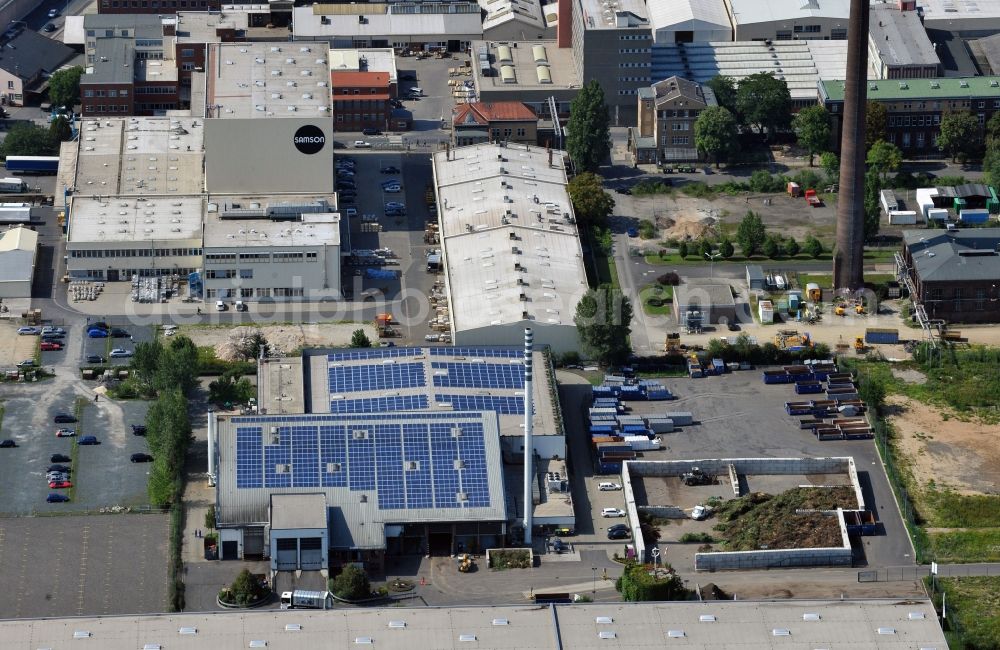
[0,226,38,298]
[901,228,1000,324]
[646,0,732,43]
[480,0,555,41]
[327,48,399,94]
[210,345,567,569]
[452,101,539,146]
[471,40,579,123]
[0,31,75,107]
[629,76,716,164]
[725,0,851,41]
[431,143,587,353]
[0,600,949,649]
[820,76,1000,153]
[868,4,940,79]
[673,282,738,326]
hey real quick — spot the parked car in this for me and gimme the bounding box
[77,436,99,445]
[17,359,36,368]
[383,185,401,193]
[87,328,109,338]
[551,538,568,554]
[50,454,71,463]
[353,140,371,148]
[131,424,147,436]
[53,413,77,423]
[601,507,626,518]
[40,342,63,351]
[41,326,65,336]
[43,22,56,32]
[0,439,16,448]
[615,187,632,195]
[110,328,129,337]
[55,428,76,437]
[607,523,629,533]
[607,528,630,540]
[48,464,71,472]
[49,480,73,489]
[47,472,70,481]
[380,166,400,174]
[599,482,623,491]
[130,453,154,463]
[109,348,133,358]
[385,201,405,209]
[379,341,396,347]
[690,505,709,520]
[361,127,381,136]
[17,327,39,335]
[727,322,741,332]
[86,355,106,364]
[47,8,59,17]
[46,493,70,503]
[41,334,64,342]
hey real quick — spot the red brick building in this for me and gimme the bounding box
[451,101,538,146]
[81,38,179,116]
[330,71,391,132]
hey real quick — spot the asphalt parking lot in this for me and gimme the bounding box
[558,370,912,569]
[0,514,169,617]
[80,320,155,367]
[0,395,153,514]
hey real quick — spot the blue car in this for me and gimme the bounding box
[87,328,109,338]
[46,493,70,503]
[78,435,99,445]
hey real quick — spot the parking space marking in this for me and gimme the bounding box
[76,524,90,615]
[14,534,29,618]
[102,517,115,614]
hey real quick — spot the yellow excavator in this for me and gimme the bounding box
[457,553,475,573]
[854,337,866,354]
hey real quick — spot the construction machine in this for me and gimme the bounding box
[457,553,475,572]
[774,329,812,350]
[682,467,713,486]
[665,332,681,355]
[854,337,866,354]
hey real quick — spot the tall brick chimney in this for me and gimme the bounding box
[557,0,572,48]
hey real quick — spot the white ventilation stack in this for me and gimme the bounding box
[523,328,534,546]
[206,411,217,487]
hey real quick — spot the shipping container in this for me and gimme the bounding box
[644,418,674,433]
[623,436,660,451]
[864,328,899,345]
[888,210,918,225]
[661,411,693,426]
[762,370,792,384]
[926,207,949,221]
[844,510,877,535]
[794,381,824,394]
[0,203,33,224]
[3,156,59,174]
[959,208,990,223]
[880,189,898,214]
[785,401,814,415]
[711,358,726,374]
[916,187,939,219]
[758,299,774,324]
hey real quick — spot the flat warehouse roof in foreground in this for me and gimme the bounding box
[0,599,947,648]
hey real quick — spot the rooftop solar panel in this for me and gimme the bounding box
[435,394,526,415]
[329,395,429,413]
[328,362,427,393]
[431,362,524,389]
[430,347,522,358]
[327,347,424,362]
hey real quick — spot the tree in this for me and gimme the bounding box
[677,241,689,259]
[697,238,713,259]
[694,106,739,167]
[762,236,781,259]
[735,73,792,140]
[986,112,1000,148]
[936,111,980,162]
[0,122,56,157]
[863,168,881,241]
[791,105,831,166]
[804,236,824,259]
[865,101,888,151]
[232,329,268,361]
[785,236,800,258]
[155,335,199,396]
[48,66,83,109]
[567,172,615,226]
[720,238,735,259]
[735,210,766,258]
[330,565,371,601]
[616,562,689,601]
[209,369,255,406]
[573,284,632,367]
[706,75,738,117]
[866,139,902,185]
[819,152,840,185]
[984,145,1000,188]
[130,339,163,394]
[49,116,73,142]
[351,329,372,348]
[565,79,611,172]
[222,569,268,606]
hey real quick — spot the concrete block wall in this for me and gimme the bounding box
[621,462,645,561]
[628,457,852,478]
[638,505,687,519]
[695,545,853,570]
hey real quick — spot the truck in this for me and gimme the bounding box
[804,189,823,207]
[3,156,59,175]
[280,589,333,609]
[0,177,26,193]
[681,467,713,486]
[864,328,899,345]
[0,202,34,224]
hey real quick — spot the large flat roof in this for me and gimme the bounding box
[0,600,948,648]
[647,0,731,32]
[293,4,483,39]
[920,0,1000,23]
[576,0,649,30]
[474,40,580,91]
[328,48,398,84]
[84,38,135,85]
[175,10,249,43]
[869,5,939,68]
[203,202,341,248]
[432,143,588,336]
[820,76,1000,102]
[72,117,205,196]
[727,0,850,26]
[302,346,560,441]
[481,0,547,33]
[67,195,204,244]
[204,42,332,119]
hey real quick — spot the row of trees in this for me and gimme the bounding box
[695,73,794,166]
[0,119,73,158]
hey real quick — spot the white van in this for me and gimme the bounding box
[409,87,423,96]
[215,300,227,311]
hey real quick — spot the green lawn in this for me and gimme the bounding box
[639,284,673,316]
[933,577,1000,649]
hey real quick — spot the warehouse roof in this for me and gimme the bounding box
[904,228,1000,282]
[82,12,164,38]
[577,0,649,30]
[204,42,332,119]
[269,493,327,530]
[203,199,341,248]
[919,0,1000,24]
[292,4,483,40]
[84,38,135,85]
[647,0,731,33]
[481,0,547,33]
[727,0,850,26]
[72,117,205,196]
[0,226,37,286]
[869,5,939,69]
[0,599,947,649]
[432,143,588,336]
[327,48,398,84]
[474,39,580,91]
[820,76,1000,102]
[174,10,248,43]
[67,195,204,244]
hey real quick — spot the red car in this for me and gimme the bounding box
[49,480,73,489]
[40,342,63,351]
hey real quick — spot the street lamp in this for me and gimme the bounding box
[705,252,722,279]
[592,566,598,594]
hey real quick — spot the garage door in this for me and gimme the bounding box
[300,537,323,570]
[275,537,298,570]
[244,527,265,557]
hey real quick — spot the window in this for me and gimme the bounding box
[181,48,195,57]
[954,287,963,311]
[205,289,216,298]
[979,113,986,125]
[976,288,986,311]
[239,269,253,279]
[831,28,847,39]
[516,128,526,137]
[108,89,117,98]
[240,288,253,298]
[979,101,986,108]
[916,132,925,148]
[255,287,271,298]
[6,81,12,89]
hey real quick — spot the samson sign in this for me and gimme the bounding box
[293,125,326,155]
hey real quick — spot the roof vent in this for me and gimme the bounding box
[598,631,617,640]
[667,630,685,638]
[389,620,406,629]
[179,628,198,635]
[803,613,821,621]
[772,629,791,636]
[285,624,302,631]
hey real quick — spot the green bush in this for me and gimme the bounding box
[168,503,185,612]
[220,569,270,606]
[633,179,673,196]
[196,347,256,376]
[329,564,371,600]
[657,272,681,286]
[615,562,689,601]
[637,219,656,239]
[489,549,531,569]
[679,532,716,543]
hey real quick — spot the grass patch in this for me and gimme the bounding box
[904,346,1000,423]
[933,577,1000,649]
[196,347,256,377]
[639,284,673,316]
[924,490,1000,529]
[678,532,716,544]
[798,273,833,289]
[679,182,718,199]
[632,179,674,196]
[712,487,857,551]
[928,529,1000,563]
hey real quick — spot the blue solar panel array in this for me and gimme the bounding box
[431,362,524,389]
[435,394,526,415]
[329,362,426,393]
[327,347,424,362]
[430,347,522,358]
[233,416,492,510]
[329,395,429,413]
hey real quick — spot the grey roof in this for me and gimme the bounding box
[904,228,1000,282]
[935,183,992,199]
[972,32,1000,74]
[83,13,164,39]
[0,250,35,284]
[0,30,75,79]
[649,75,716,108]
[269,493,327,530]
[675,282,737,307]
[0,599,948,649]
[746,264,765,281]
[214,411,508,550]
[869,5,940,68]
[85,38,135,84]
